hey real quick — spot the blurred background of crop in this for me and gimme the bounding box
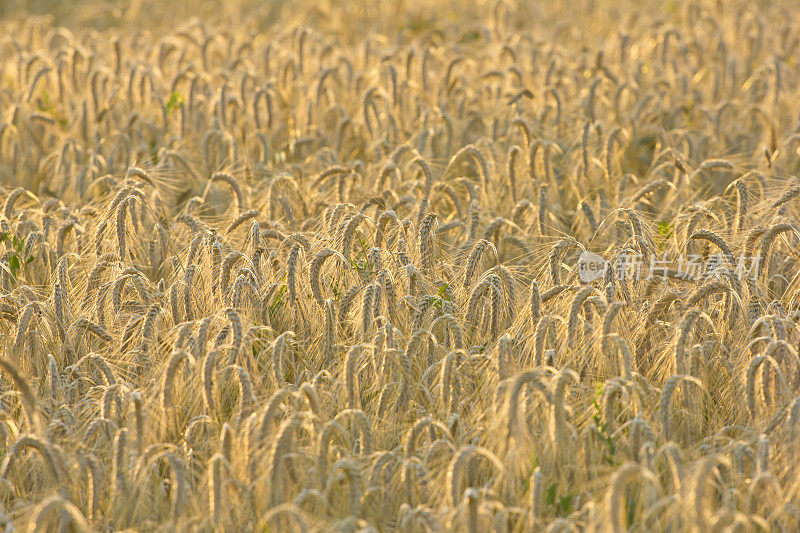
[0,0,711,41]
[1,0,790,51]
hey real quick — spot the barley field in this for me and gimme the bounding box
[2,0,800,530]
